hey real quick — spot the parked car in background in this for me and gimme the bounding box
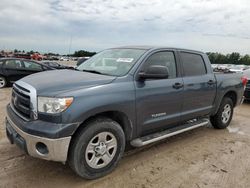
[31,53,43,61]
[42,61,74,70]
[14,53,31,59]
[76,57,89,66]
[243,69,250,100]
[229,66,244,73]
[42,56,60,61]
[0,58,54,88]
[59,56,70,61]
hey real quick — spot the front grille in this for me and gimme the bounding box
[11,84,31,121]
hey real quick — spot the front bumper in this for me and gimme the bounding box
[5,104,79,163]
[6,117,71,162]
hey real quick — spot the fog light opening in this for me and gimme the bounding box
[36,142,49,155]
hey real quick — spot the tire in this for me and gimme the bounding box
[68,118,125,179]
[210,97,234,129]
[0,76,7,88]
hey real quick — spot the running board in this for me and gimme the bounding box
[130,119,209,147]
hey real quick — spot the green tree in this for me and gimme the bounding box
[27,50,34,55]
[239,55,250,65]
[228,52,240,64]
[216,54,227,64]
[206,52,217,64]
[207,52,250,65]
[72,50,96,57]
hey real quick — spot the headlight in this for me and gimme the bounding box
[38,97,73,114]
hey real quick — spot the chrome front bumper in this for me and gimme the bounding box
[6,115,71,163]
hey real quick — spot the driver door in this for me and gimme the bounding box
[135,51,184,135]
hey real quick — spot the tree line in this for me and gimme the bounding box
[207,52,250,65]
[71,50,96,57]
[4,49,250,65]
[72,51,250,64]
[3,49,96,57]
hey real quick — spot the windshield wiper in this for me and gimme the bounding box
[81,69,103,75]
[81,69,113,76]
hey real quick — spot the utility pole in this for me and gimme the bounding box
[68,35,72,56]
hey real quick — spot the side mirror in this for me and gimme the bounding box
[139,65,169,80]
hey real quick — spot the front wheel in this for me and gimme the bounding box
[210,97,234,129]
[0,76,7,88]
[68,118,125,179]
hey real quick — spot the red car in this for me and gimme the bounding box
[31,53,43,61]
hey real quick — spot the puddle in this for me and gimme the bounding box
[227,126,245,135]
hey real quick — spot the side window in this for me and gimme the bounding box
[144,51,177,79]
[50,62,58,66]
[180,52,207,76]
[43,65,50,70]
[23,61,42,71]
[5,60,23,69]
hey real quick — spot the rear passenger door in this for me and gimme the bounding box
[180,52,216,121]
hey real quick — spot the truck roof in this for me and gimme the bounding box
[113,45,204,54]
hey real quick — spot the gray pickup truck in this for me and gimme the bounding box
[5,46,245,179]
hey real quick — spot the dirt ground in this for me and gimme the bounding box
[1,87,250,188]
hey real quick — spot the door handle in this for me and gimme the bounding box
[172,82,183,89]
[207,80,215,85]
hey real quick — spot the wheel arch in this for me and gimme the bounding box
[223,90,237,107]
[0,74,6,79]
[72,110,134,142]
[212,90,238,116]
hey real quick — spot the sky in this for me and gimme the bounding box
[0,0,250,54]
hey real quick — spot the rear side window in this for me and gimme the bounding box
[181,52,206,76]
[23,61,42,71]
[50,62,58,66]
[5,60,23,69]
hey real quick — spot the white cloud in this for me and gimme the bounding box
[0,0,250,53]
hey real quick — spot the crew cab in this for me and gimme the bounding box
[0,58,54,88]
[5,46,245,179]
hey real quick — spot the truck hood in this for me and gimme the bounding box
[20,69,116,96]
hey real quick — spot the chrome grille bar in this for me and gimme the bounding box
[13,80,38,120]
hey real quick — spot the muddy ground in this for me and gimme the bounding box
[1,87,250,188]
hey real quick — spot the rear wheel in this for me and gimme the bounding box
[68,118,125,179]
[210,97,233,129]
[0,76,7,88]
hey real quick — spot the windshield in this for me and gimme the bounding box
[77,48,146,76]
